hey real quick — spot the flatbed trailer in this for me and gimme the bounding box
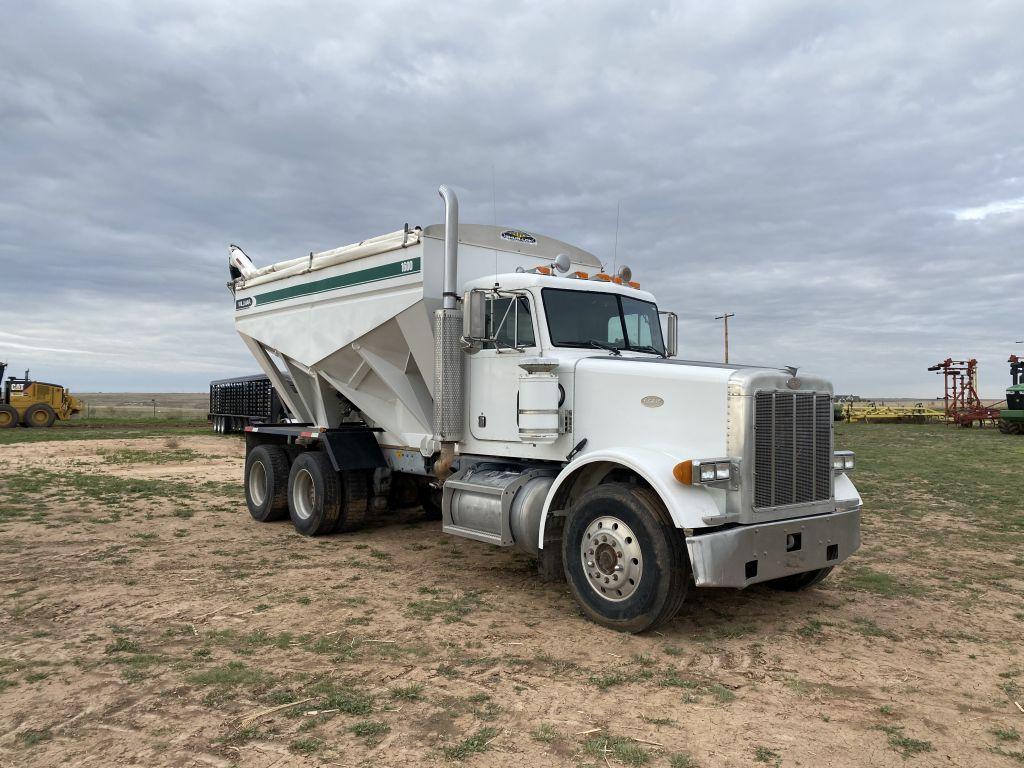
[208,374,292,433]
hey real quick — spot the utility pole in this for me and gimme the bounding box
[715,313,735,364]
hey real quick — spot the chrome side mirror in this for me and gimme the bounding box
[463,289,488,352]
[660,311,678,357]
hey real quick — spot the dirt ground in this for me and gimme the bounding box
[0,429,1021,767]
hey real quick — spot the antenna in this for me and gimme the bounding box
[612,200,621,276]
[492,165,498,281]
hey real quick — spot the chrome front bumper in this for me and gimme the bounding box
[685,507,861,588]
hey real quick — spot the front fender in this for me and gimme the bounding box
[835,472,861,509]
[537,447,722,550]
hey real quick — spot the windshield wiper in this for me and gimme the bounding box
[630,344,666,358]
[588,340,621,356]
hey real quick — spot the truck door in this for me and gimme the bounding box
[468,293,538,442]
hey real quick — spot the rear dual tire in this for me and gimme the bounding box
[287,453,369,536]
[245,445,290,521]
[244,445,369,535]
[213,416,237,434]
[562,483,689,634]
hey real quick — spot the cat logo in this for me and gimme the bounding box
[500,229,537,245]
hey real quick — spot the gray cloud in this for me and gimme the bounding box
[1,0,1022,396]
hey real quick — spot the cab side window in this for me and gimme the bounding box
[487,295,536,349]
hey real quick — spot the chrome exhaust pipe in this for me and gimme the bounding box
[433,185,464,477]
[439,185,459,310]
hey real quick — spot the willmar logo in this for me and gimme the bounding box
[500,230,537,245]
[235,297,253,310]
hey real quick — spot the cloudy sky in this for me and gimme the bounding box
[2,1,1022,396]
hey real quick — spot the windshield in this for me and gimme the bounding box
[542,288,666,355]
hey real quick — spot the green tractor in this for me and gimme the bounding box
[998,355,1024,435]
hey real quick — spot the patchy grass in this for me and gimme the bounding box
[186,661,272,687]
[405,589,485,624]
[582,733,651,766]
[993,726,1021,742]
[389,682,424,700]
[753,746,781,766]
[99,448,206,465]
[16,728,53,747]
[289,737,324,755]
[350,720,390,744]
[442,727,499,760]
[309,679,375,716]
[531,723,558,743]
[875,724,934,758]
[841,565,928,598]
[851,617,901,641]
[669,753,699,768]
[0,423,208,445]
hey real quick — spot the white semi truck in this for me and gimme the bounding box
[227,185,861,633]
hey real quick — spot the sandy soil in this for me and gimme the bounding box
[0,434,1020,768]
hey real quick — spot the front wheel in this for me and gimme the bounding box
[562,483,689,634]
[764,567,833,591]
[24,403,56,428]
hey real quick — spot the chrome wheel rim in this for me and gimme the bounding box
[580,515,643,602]
[292,468,315,521]
[248,459,267,507]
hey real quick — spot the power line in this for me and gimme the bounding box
[715,313,735,364]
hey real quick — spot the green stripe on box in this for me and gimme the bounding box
[254,257,421,306]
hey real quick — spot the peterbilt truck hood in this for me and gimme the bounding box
[571,355,832,465]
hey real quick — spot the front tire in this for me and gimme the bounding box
[562,483,689,634]
[0,405,19,429]
[764,567,833,591]
[244,445,290,522]
[288,451,341,536]
[24,403,56,428]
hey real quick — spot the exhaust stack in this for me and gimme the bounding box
[433,185,464,477]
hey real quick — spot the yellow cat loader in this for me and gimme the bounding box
[0,362,83,428]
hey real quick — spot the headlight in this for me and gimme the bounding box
[833,450,855,472]
[673,458,734,486]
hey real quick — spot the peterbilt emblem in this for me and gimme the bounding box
[786,377,801,390]
[235,297,253,310]
[641,395,664,408]
[500,229,537,245]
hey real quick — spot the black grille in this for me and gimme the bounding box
[753,391,832,509]
[1008,390,1024,410]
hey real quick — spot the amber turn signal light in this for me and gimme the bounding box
[672,460,693,485]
